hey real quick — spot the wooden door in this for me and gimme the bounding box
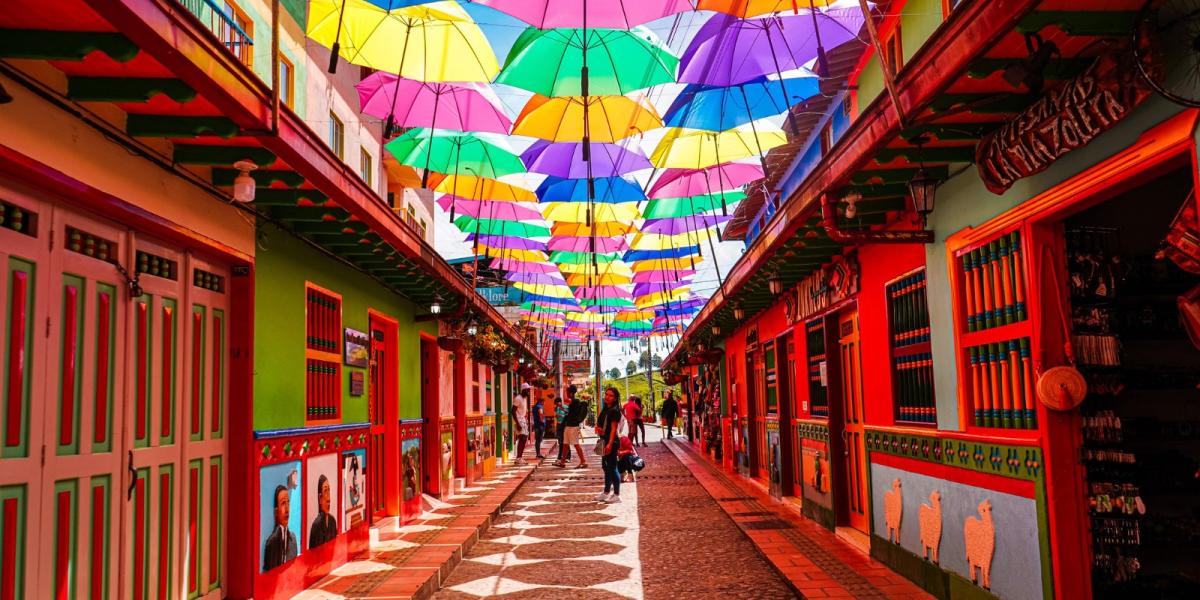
[837,311,869,533]
[420,338,440,495]
[368,314,398,519]
[745,352,760,478]
[776,335,797,497]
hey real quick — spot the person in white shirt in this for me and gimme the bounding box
[512,383,531,464]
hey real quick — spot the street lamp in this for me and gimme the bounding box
[768,273,784,296]
[711,324,721,336]
[733,304,745,321]
[907,136,939,226]
[430,294,442,315]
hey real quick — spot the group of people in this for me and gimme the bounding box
[510,382,589,468]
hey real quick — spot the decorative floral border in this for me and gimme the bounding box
[864,429,1043,483]
[254,423,369,466]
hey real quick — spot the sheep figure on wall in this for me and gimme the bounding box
[883,478,902,543]
[964,499,996,590]
[918,490,942,564]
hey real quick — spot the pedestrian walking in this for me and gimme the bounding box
[634,395,648,447]
[512,384,530,464]
[560,384,588,468]
[553,396,572,467]
[595,386,623,503]
[617,434,638,482]
[531,394,546,459]
[623,395,642,447]
[660,390,679,440]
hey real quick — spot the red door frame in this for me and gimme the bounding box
[419,334,440,496]
[367,310,399,518]
[776,332,797,497]
[0,144,256,598]
[453,354,467,477]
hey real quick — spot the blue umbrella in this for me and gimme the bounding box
[660,306,700,317]
[663,76,822,131]
[536,176,646,203]
[624,246,701,261]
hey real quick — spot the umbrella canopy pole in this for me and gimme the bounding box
[327,0,349,74]
[695,177,727,300]
[384,22,415,138]
[420,91,443,188]
[735,88,771,176]
[762,18,802,137]
[808,0,831,77]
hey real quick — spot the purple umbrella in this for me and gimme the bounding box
[678,8,866,87]
[642,214,731,235]
[649,162,764,198]
[548,236,628,253]
[521,140,653,178]
[356,72,511,134]
[468,235,546,251]
[491,258,558,273]
[475,0,693,28]
[633,282,688,297]
[632,269,697,283]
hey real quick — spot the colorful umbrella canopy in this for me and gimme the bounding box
[549,251,620,264]
[677,8,866,86]
[542,202,640,223]
[475,0,692,28]
[497,27,678,96]
[552,222,635,236]
[386,128,525,180]
[643,191,747,218]
[520,140,652,179]
[649,162,764,198]
[642,214,732,235]
[307,0,498,81]
[547,235,628,253]
[663,76,821,130]
[434,175,538,202]
[650,126,788,169]
[493,258,558,273]
[537,176,646,203]
[436,197,543,221]
[468,235,546,251]
[632,269,697,283]
[697,0,839,17]
[624,246,701,261]
[356,73,511,134]
[566,272,632,285]
[454,216,550,237]
[513,95,662,142]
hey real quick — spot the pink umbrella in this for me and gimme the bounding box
[548,236,628,253]
[437,196,543,221]
[475,0,693,28]
[491,258,558,273]
[356,72,511,134]
[649,162,764,198]
[575,286,634,300]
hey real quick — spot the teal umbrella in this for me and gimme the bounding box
[497,27,679,96]
[453,216,550,238]
[385,128,525,184]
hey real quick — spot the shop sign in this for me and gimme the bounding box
[790,252,859,323]
[976,50,1151,194]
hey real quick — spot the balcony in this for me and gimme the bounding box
[177,0,253,67]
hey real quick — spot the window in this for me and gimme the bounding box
[805,318,828,417]
[881,24,903,77]
[305,284,343,423]
[819,123,833,155]
[387,191,396,209]
[360,149,373,187]
[278,54,294,108]
[951,230,1036,430]
[219,1,253,67]
[886,268,935,424]
[418,219,427,238]
[329,112,345,160]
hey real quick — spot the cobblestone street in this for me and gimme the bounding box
[431,427,797,599]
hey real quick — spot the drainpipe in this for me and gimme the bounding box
[820,194,933,244]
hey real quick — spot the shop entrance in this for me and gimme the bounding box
[0,186,230,599]
[419,336,440,496]
[1059,167,1200,598]
[367,313,398,518]
[833,309,869,535]
[775,333,797,497]
[745,349,761,478]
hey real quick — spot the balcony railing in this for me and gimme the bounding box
[177,0,254,67]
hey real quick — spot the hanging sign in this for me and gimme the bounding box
[793,252,859,321]
[976,49,1152,194]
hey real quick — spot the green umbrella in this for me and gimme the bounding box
[385,128,525,183]
[497,27,679,96]
[453,216,550,238]
[549,251,619,264]
[581,298,637,309]
[643,191,746,219]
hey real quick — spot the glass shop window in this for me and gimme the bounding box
[886,268,936,424]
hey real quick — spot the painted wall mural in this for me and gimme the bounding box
[259,461,301,572]
[440,429,454,492]
[402,437,420,503]
[883,478,902,543]
[305,454,338,551]
[341,449,366,532]
[798,423,832,508]
[869,464,1044,600]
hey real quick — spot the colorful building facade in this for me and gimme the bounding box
[666,2,1199,599]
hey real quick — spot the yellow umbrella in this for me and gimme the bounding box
[542,202,641,223]
[479,247,546,261]
[650,125,787,169]
[558,262,634,277]
[565,273,631,286]
[615,309,657,321]
[636,287,690,309]
[434,175,538,202]
[307,0,498,81]
[514,282,575,298]
[552,222,636,236]
[564,311,608,323]
[513,95,662,142]
[632,257,701,271]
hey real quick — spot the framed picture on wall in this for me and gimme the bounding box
[344,328,369,368]
[260,461,302,572]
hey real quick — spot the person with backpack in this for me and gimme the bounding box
[531,394,546,459]
[552,396,572,467]
[660,390,679,440]
[559,384,588,468]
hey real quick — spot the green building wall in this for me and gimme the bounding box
[855,0,945,117]
[252,221,436,431]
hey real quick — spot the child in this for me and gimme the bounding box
[617,435,638,482]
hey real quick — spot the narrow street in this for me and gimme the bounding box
[432,427,797,599]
